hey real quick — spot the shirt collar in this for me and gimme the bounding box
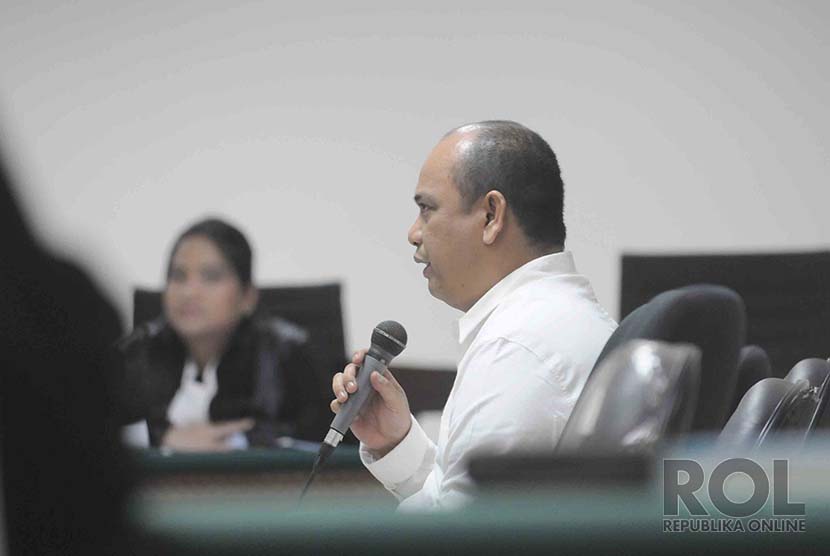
[457,250,577,345]
[182,357,219,384]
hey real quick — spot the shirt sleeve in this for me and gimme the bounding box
[359,414,437,501]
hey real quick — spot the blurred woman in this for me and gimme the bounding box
[118,218,329,450]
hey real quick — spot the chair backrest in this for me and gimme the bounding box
[731,345,773,414]
[557,340,701,454]
[719,377,812,448]
[785,358,830,389]
[133,283,347,376]
[785,358,830,437]
[593,284,745,431]
[815,362,830,430]
[620,251,830,376]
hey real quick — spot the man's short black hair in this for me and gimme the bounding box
[448,120,566,248]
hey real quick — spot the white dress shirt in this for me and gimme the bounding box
[360,251,617,511]
[167,358,219,427]
[166,358,248,449]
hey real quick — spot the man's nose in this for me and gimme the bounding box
[407,218,422,246]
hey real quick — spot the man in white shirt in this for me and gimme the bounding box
[331,120,617,511]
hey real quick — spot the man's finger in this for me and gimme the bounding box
[330,399,341,414]
[343,363,358,381]
[351,349,368,365]
[332,372,348,402]
[381,368,403,390]
[343,364,359,393]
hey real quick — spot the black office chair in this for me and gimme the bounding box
[785,358,830,438]
[731,345,773,414]
[719,377,814,448]
[816,361,830,430]
[556,340,701,454]
[620,251,830,375]
[596,284,746,431]
[469,340,699,489]
[785,358,830,389]
[132,283,347,379]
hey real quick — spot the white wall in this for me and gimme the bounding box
[1,1,827,368]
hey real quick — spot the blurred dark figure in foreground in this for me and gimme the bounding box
[0,156,132,554]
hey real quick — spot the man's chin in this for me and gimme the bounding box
[425,279,437,294]
[426,280,446,303]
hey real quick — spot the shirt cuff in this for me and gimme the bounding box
[359,414,431,487]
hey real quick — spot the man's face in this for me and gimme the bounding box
[408,134,485,311]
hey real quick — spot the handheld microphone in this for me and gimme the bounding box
[300,320,407,501]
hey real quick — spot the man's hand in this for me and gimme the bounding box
[330,349,411,457]
[161,418,254,452]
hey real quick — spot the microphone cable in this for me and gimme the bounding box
[298,442,334,504]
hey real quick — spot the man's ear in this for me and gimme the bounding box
[482,190,507,245]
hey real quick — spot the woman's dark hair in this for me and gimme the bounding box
[166,218,253,285]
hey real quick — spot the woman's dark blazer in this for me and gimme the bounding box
[117,316,332,446]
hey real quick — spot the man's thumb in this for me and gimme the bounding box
[369,369,407,413]
[370,370,397,399]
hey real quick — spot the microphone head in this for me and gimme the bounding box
[370,320,407,357]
